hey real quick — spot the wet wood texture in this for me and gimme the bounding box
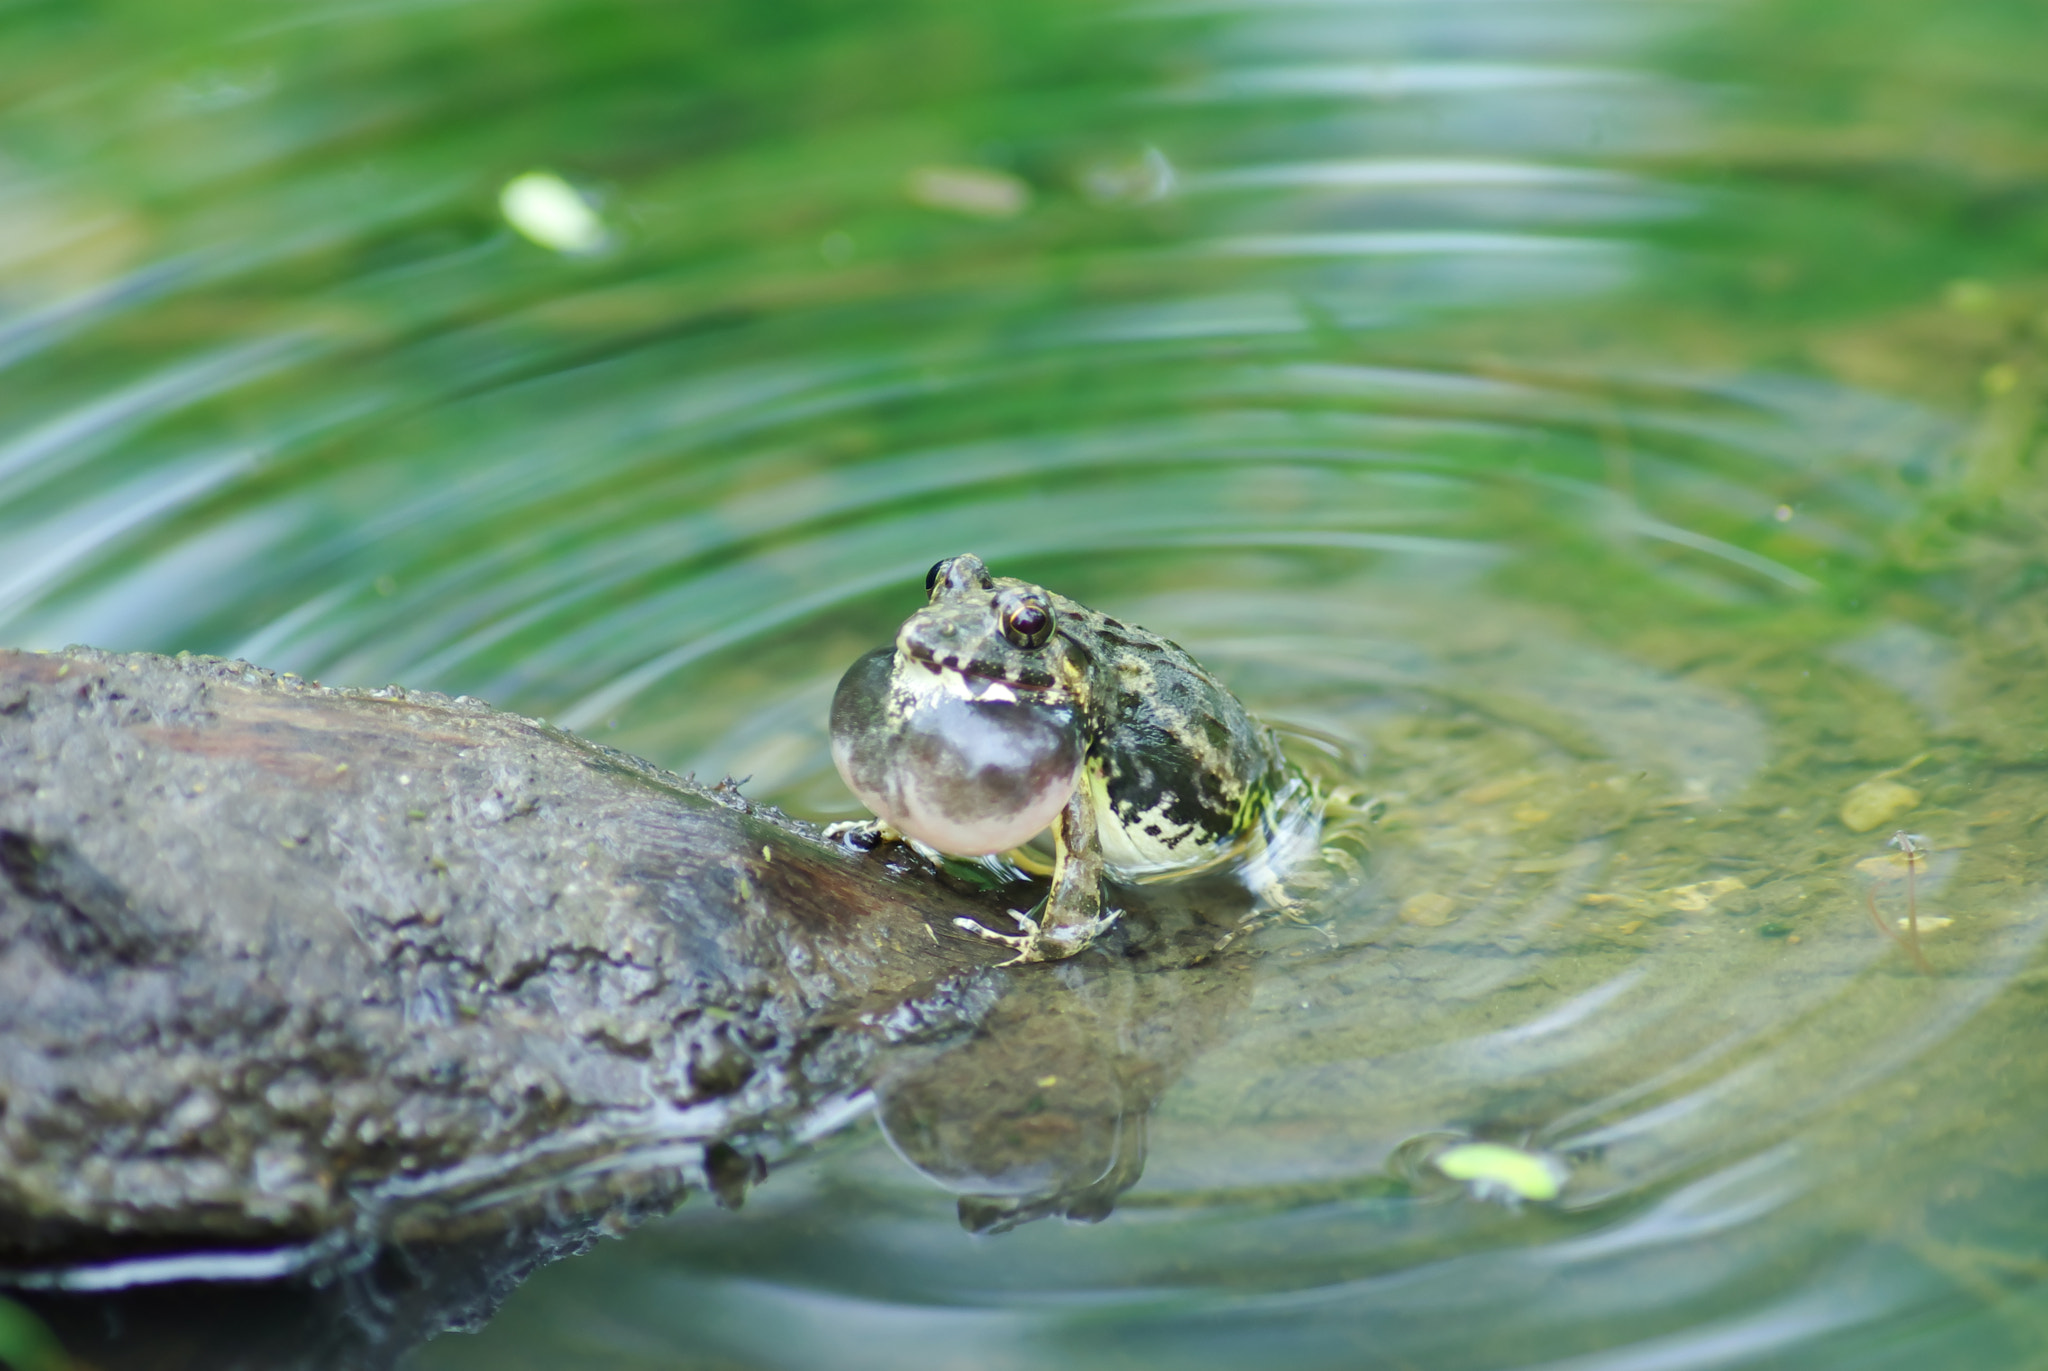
[0,646,1021,1275]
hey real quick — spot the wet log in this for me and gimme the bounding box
[0,646,1259,1367]
[0,645,1047,1279]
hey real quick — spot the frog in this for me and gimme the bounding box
[829,553,1292,963]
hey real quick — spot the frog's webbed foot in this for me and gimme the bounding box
[1261,880,1322,928]
[953,905,1122,966]
[1210,878,1335,955]
[823,818,900,849]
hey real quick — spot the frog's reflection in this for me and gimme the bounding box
[876,970,1146,1231]
[872,879,1257,1232]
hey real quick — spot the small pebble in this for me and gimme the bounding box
[1400,892,1457,927]
[1666,877,1745,912]
[1840,779,1919,833]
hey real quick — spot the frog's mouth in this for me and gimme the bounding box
[896,643,1053,702]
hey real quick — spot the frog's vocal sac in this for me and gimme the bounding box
[829,553,1289,963]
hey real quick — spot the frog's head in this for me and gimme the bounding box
[895,553,1064,694]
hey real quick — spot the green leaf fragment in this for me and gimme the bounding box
[1433,1143,1567,1201]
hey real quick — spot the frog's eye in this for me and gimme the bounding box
[925,559,950,596]
[1000,598,1054,650]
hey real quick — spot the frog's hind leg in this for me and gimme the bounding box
[956,784,1119,964]
[1000,843,1057,878]
[1216,782,1360,951]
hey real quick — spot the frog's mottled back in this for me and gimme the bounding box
[1049,591,1286,873]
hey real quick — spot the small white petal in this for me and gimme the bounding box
[500,171,608,255]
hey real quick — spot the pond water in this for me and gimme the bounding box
[5,0,2048,1365]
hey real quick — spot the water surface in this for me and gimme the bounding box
[3,0,2047,1365]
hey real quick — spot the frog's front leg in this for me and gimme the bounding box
[822,817,901,848]
[956,781,1119,964]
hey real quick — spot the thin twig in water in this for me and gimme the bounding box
[1875,831,1934,975]
[1906,847,1924,963]
[1867,885,1906,953]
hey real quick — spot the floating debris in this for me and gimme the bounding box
[1080,145,1176,205]
[905,164,1030,219]
[499,170,609,255]
[1433,1142,1568,1204]
[1840,779,1919,833]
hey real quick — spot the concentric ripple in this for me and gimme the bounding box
[3,0,2047,1366]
